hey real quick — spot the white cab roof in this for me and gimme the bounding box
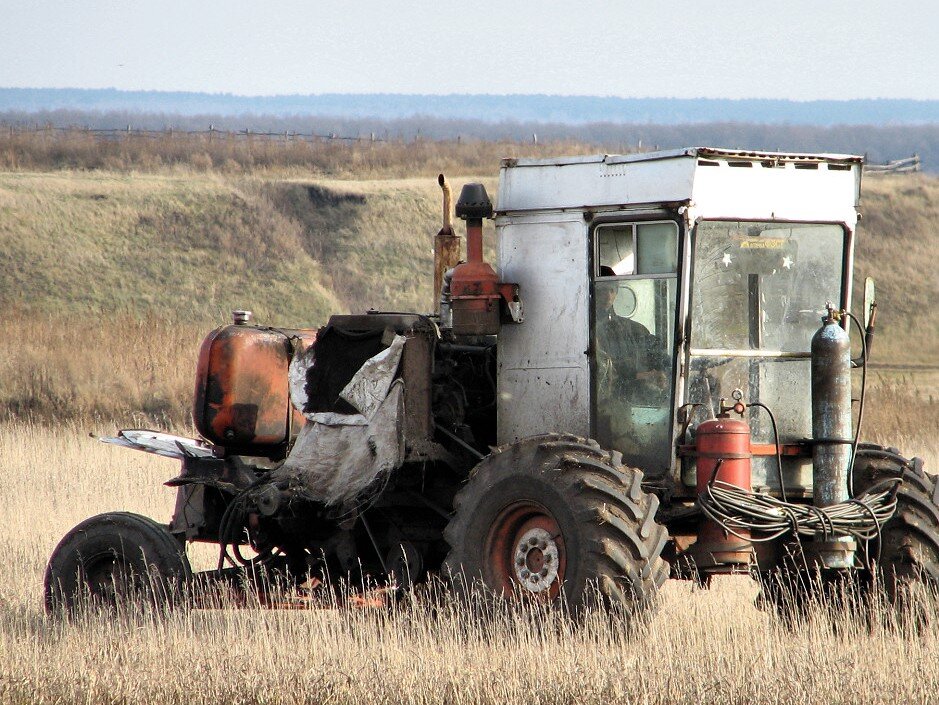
[497,147,863,225]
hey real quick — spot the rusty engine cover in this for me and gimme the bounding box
[193,324,316,455]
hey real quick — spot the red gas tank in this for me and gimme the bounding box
[695,417,752,492]
[694,416,752,570]
[193,319,316,455]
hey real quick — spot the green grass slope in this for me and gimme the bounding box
[856,175,939,364]
[0,172,341,326]
[0,168,933,361]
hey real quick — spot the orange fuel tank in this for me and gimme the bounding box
[193,321,316,455]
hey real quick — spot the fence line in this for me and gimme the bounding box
[2,123,391,144]
[1,125,926,168]
[863,155,920,174]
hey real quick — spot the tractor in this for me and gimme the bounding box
[45,147,937,612]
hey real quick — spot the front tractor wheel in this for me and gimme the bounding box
[44,512,192,615]
[443,435,669,610]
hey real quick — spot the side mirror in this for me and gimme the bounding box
[863,277,876,328]
[862,276,877,360]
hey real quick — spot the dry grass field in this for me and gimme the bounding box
[0,422,938,705]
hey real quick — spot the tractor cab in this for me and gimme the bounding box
[495,148,862,498]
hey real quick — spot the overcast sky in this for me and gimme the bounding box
[1,0,937,100]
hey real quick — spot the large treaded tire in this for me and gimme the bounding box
[44,512,192,615]
[443,434,669,610]
[854,445,939,596]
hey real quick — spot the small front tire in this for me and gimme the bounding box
[44,512,192,615]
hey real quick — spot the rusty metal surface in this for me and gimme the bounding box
[694,417,753,570]
[400,332,434,447]
[434,174,461,313]
[193,325,316,451]
[450,218,502,336]
[484,501,566,599]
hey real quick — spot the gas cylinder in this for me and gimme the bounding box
[694,415,753,570]
[810,309,852,508]
[809,306,856,568]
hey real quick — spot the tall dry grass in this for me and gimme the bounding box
[1,422,939,704]
[0,310,201,427]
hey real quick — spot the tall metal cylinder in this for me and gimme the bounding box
[811,312,853,508]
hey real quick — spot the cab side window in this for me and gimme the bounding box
[592,220,679,475]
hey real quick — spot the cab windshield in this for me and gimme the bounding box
[688,221,846,490]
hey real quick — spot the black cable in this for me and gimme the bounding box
[214,477,269,574]
[697,479,898,543]
[359,513,388,575]
[748,402,786,503]
[842,311,868,497]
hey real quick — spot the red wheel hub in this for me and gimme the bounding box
[484,502,566,598]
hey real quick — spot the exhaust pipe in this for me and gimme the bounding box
[433,174,461,315]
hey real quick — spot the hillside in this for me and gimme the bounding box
[0,167,934,425]
[0,171,499,324]
[1,169,933,354]
[857,176,939,362]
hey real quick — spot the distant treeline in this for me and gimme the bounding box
[3,88,939,126]
[2,108,936,172]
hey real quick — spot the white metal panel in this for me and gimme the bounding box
[498,367,590,442]
[497,216,590,443]
[498,155,696,213]
[689,162,861,226]
[498,149,862,224]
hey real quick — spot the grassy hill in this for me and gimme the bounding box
[856,176,939,361]
[0,165,934,426]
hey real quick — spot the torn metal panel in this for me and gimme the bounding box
[288,343,316,413]
[337,334,406,418]
[99,430,215,460]
[273,336,409,508]
[170,483,207,539]
[274,380,405,507]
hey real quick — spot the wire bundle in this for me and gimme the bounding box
[698,478,900,544]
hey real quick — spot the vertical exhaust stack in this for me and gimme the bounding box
[449,183,522,336]
[433,174,461,315]
[810,304,856,568]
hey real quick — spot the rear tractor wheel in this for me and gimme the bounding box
[45,512,192,615]
[443,434,669,611]
[854,445,939,599]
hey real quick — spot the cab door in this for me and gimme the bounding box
[590,219,680,475]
